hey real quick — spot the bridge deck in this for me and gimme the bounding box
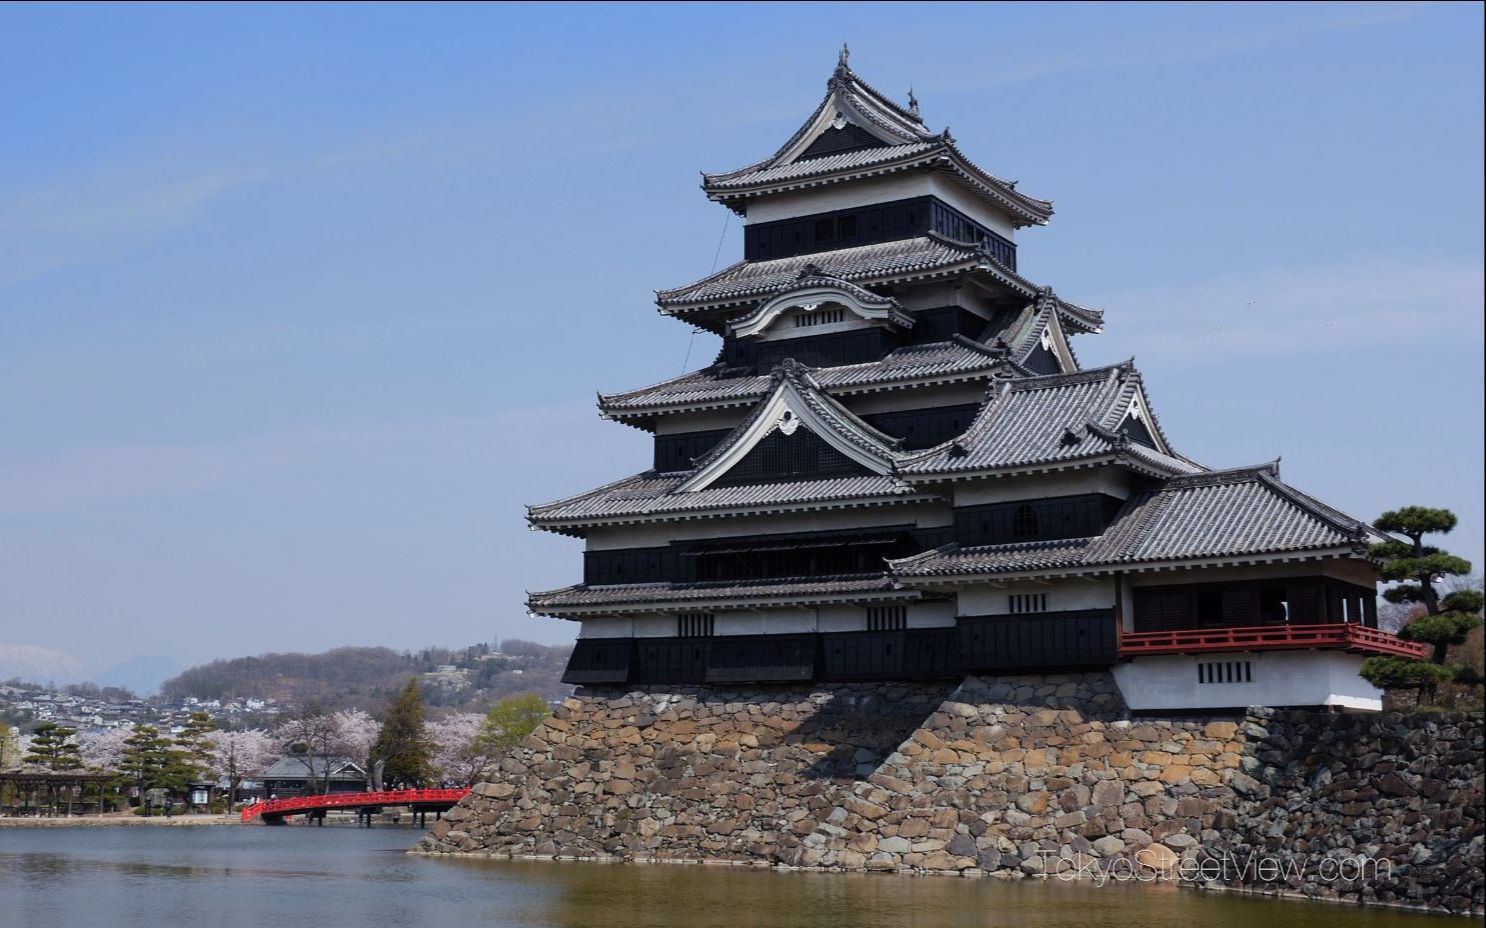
[241,788,470,822]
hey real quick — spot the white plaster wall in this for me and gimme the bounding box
[952,469,1135,506]
[955,579,1116,616]
[633,614,677,637]
[817,604,865,632]
[743,172,1018,239]
[578,617,632,638]
[584,504,952,551]
[582,601,955,638]
[907,600,958,628]
[716,607,817,636]
[1112,651,1384,712]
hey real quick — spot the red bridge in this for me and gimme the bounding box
[241,788,470,826]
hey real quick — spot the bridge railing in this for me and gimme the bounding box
[1118,623,1428,658]
[240,787,470,822]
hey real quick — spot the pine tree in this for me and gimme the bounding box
[174,711,218,810]
[1362,506,1480,701]
[174,711,217,777]
[118,725,193,809]
[23,722,83,771]
[370,679,433,789]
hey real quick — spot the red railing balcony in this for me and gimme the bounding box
[1118,623,1428,659]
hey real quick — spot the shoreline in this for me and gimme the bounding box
[0,813,240,828]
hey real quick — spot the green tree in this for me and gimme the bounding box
[174,711,218,810]
[476,693,551,753]
[1367,507,1479,702]
[370,679,433,788]
[23,722,82,771]
[118,725,193,810]
[0,720,14,768]
[174,711,217,775]
[1360,656,1455,704]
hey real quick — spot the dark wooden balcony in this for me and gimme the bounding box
[1118,623,1427,659]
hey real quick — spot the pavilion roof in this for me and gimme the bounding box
[700,52,1052,226]
[657,234,1069,317]
[528,574,925,617]
[896,362,1198,480]
[599,336,1007,421]
[538,360,1195,534]
[890,464,1378,580]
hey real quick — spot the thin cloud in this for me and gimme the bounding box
[1097,256,1483,363]
[917,3,1427,91]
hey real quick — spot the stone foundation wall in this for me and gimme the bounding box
[419,682,956,863]
[1200,709,1484,913]
[415,675,1483,915]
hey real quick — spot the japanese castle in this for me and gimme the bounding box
[531,50,1422,712]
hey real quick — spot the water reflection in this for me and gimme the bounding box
[0,827,1459,928]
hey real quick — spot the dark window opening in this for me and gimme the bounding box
[1196,590,1224,627]
[1259,586,1289,624]
[1011,505,1040,539]
[954,495,1124,547]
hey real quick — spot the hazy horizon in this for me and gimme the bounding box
[2,3,1482,686]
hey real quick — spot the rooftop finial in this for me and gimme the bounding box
[838,42,849,68]
[907,86,919,116]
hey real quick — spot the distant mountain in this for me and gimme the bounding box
[0,643,86,685]
[96,655,184,696]
[159,639,572,714]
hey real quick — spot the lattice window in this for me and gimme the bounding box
[866,605,907,632]
[1011,504,1040,538]
[677,612,715,638]
[793,307,846,328]
[1197,661,1253,684]
[1009,593,1047,614]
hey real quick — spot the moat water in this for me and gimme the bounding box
[0,825,1459,928]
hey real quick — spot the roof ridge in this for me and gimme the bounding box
[1004,359,1136,391]
[528,470,657,518]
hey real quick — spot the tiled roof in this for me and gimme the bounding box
[528,471,932,532]
[683,360,904,482]
[898,362,1198,478]
[704,142,939,189]
[528,574,920,614]
[657,236,987,310]
[260,755,366,779]
[599,336,1005,419]
[654,236,1105,340]
[890,464,1372,579]
[700,56,1052,226]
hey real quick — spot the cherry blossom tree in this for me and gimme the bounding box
[77,727,132,771]
[427,713,496,787]
[330,709,379,764]
[211,729,278,806]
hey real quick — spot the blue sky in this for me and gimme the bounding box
[1,2,1481,685]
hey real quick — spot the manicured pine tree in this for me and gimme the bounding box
[118,725,194,809]
[174,710,219,809]
[370,679,434,789]
[174,711,218,777]
[1362,506,1481,701]
[23,722,83,771]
